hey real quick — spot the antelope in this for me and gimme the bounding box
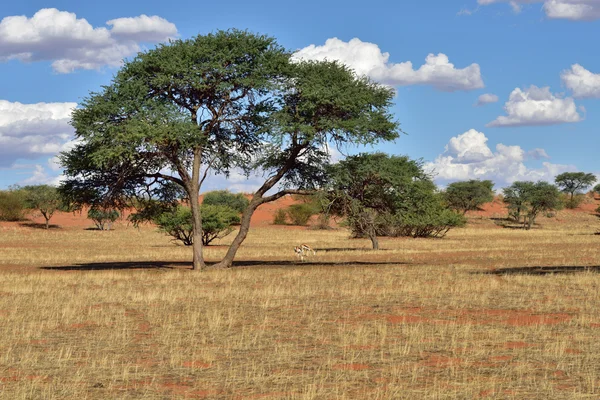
[294,244,316,261]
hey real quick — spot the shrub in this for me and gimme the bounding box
[87,208,120,230]
[287,203,316,226]
[154,205,240,246]
[202,191,249,214]
[0,189,26,221]
[272,209,287,225]
[22,185,63,229]
[200,205,240,245]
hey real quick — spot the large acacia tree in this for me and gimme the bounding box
[60,30,399,270]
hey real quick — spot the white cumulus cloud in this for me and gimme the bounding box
[293,38,484,92]
[477,0,600,20]
[561,64,600,98]
[0,8,178,73]
[475,93,499,106]
[487,86,582,127]
[0,100,77,167]
[425,129,576,187]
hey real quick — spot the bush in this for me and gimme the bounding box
[154,206,194,245]
[0,189,26,221]
[562,193,584,209]
[202,191,249,214]
[87,208,120,230]
[272,209,287,225]
[388,208,466,238]
[200,205,240,245]
[154,205,240,246]
[287,203,316,226]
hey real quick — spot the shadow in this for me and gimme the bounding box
[482,265,600,276]
[314,247,385,252]
[18,222,61,230]
[40,260,408,271]
[41,261,184,271]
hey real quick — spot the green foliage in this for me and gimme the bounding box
[21,185,64,228]
[503,181,562,230]
[593,184,600,196]
[59,29,400,268]
[327,153,463,248]
[154,206,194,246]
[202,191,249,214]
[0,188,26,221]
[200,205,240,246]
[87,208,120,231]
[286,203,316,226]
[272,209,288,225]
[444,180,494,214]
[555,172,596,208]
[385,192,467,238]
[154,205,240,246]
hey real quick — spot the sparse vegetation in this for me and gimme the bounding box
[1,209,600,399]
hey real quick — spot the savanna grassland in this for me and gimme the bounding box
[1,203,600,399]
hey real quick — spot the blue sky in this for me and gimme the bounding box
[1,0,599,191]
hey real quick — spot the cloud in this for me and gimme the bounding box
[0,8,178,73]
[0,100,77,167]
[425,129,576,187]
[561,64,600,98]
[293,38,484,92]
[487,86,582,127]
[477,0,600,20]
[475,93,499,106]
[544,0,600,20]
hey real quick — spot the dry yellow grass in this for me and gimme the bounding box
[1,210,600,399]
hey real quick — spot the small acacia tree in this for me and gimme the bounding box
[444,180,494,215]
[21,185,63,229]
[326,153,460,249]
[593,184,600,196]
[555,172,596,208]
[60,30,399,269]
[503,181,562,229]
[88,208,120,231]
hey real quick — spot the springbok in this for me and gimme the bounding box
[294,244,316,261]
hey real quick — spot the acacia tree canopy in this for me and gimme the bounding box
[60,30,400,270]
[444,180,494,215]
[326,153,432,250]
[503,181,562,230]
[555,172,596,202]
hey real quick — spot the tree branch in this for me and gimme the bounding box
[259,189,315,205]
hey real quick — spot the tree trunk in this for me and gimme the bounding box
[45,218,49,230]
[211,199,260,269]
[369,232,379,250]
[189,196,206,270]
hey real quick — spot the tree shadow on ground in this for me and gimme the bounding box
[482,265,600,276]
[19,222,61,230]
[314,247,387,252]
[40,260,407,271]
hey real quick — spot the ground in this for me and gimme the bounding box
[0,195,599,399]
